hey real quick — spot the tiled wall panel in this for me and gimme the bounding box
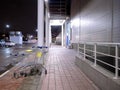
[113,0,120,42]
[71,0,80,43]
[71,0,120,43]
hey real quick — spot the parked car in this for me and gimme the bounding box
[0,40,5,47]
[5,41,16,47]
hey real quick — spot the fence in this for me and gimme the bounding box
[78,42,120,79]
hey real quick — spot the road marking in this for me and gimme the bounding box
[0,70,10,78]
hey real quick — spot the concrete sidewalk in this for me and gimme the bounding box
[17,46,100,90]
[0,46,100,90]
[0,51,36,90]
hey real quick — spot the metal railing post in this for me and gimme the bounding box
[94,43,97,66]
[84,43,86,60]
[114,45,118,79]
[78,43,79,54]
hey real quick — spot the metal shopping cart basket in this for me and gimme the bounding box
[13,46,48,79]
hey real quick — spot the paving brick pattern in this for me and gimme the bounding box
[0,53,36,90]
[40,47,100,90]
[0,46,100,90]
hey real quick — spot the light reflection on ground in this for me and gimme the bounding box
[0,43,37,75]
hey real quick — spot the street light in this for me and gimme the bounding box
[3,24,10,40]
[6,24,10,28]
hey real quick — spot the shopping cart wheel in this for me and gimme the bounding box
[38,71,42,75]
[21,53,25,56]
[13,72,16,78]
[30,68,36,75]
[20,72,24,76]
[13,72,19,79]
[14,53,18,56]
[36,69,39,73]
[24,73,28,77]
[45,70,47,74]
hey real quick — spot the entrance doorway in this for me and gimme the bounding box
[51,26,61,45]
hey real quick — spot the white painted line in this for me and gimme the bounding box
[0,70,10,78]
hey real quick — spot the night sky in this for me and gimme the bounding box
[51,26,61,38]
[0,0,37,36]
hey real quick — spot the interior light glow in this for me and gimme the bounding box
[81,20,93,26]
[71,18,93,27]
[71,18,80,27]
[48,12,50,18]
[50,20,65,26]
[44,0,48,2]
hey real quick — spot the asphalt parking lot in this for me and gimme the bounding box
[0,43,36,75]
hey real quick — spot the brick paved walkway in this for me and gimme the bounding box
[40,46,100,90]
[0,52,36,90]
[0,46,100,90]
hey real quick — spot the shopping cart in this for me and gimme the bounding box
[13,46,48,79]
[10,46,26,56]
[10,48,19,56]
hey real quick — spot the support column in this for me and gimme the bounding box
[45,8,49,47]
[62,25,64,47]
[49,25,52,46]
[37,0,44,46]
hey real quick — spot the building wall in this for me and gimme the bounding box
[10,36,23,45]
[70,0,80,43]
[113,0,120,42]
[70,0,120,43]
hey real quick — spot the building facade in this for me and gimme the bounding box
[70,0,120,45]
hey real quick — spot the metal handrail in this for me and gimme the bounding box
[78,42,120,79]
